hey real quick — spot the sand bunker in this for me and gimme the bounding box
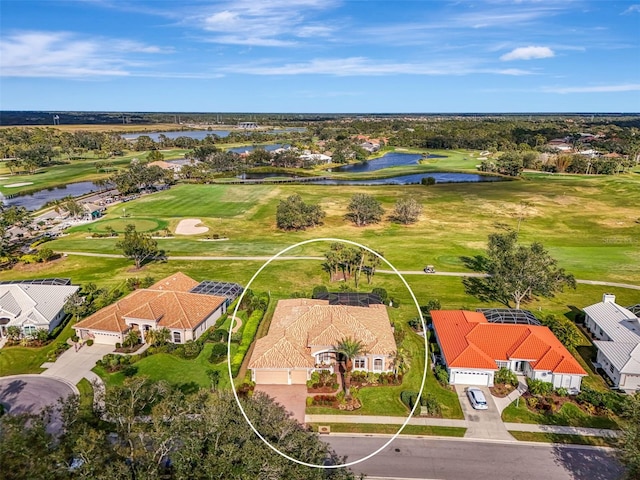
[175,218,209,235]
[4,182,34,188]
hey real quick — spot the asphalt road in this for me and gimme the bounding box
[323,436,624,480]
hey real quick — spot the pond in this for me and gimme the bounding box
[333,152,446,173]
[227,144,285,154]
[1,182,102,211]
[239,172,503,185]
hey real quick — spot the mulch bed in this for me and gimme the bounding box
[490,383,517,398]
[308,386,340,394]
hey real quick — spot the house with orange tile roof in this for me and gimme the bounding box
[73,272,227,346]
[431,310,587,391]
[248,298,396,385]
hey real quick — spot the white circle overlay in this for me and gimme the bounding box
[227,238,428,469]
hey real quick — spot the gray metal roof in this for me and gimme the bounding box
[586,300,640,377]
[0,284,79,331]
[189,281,243,302]
[594,341,640,373]
[584,301,640,343]
[0,291,22,316]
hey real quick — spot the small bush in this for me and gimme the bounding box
[371,288,388,303]
[306,396,314,407]
[495,367,518,387]
[527,378,553,396]
[420,393,442,416]
[208,343,228,363]
[71,335,79,343]
[209,328,229,343]
[86,339,94,346]
[527,396,539,409]
[435,365,449,384]
[421,176,436,186]
[115,342,121,349]
[312,285,328,298]
[400,390,419,409]
[555,387,569,397]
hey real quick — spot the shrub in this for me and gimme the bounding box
[420,393,442,416]
[555,387,568,397]
[527,396,539,409]
[527,378,553,396]
[209,328,229,343]
[389,297,400,308]
[435,365,449,385]
[71,335,79,343]
[230,309,264,377]
[306,396,314,407]
[122,365,138,377]
[208,343,227,363]
[115,342,122,349]
[312,285,328,298]
[86,339,94,346]
[421,176,436,186]
[495,367,518,387]
[182,340,202,359]
[400,390,419,409]
[371,288,388,304]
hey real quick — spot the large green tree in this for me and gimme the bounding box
[345,193,384,226]
[462,231,576,309]
[0,378,355,480]
[620,393,640,479]
[276,194,325,230]
[116,224,160,269]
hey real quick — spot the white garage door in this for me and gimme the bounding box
[254,370,289,385]
[91,332,121,345]
[453,371,491,386]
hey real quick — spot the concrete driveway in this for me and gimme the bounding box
[254,384,307,424]
[41,343,114,384]
[455,384,514,441]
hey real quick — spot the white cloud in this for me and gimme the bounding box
[0,31,168,78]
[222,57,534,77]
[500,46,555,61]
[542,84,640,94]
[622,4,640,14]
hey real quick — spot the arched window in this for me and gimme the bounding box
[374,358,383,371]
[173,331,181,344]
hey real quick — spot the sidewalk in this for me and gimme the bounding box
[305,414,621,439]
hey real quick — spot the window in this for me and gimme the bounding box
[374,358,383,371]
[173,331,181,344]
[23,325,36,337]
[354,358,366,369]
[609,364,614,374]
[496,361,509,369]
[317,352,333,364]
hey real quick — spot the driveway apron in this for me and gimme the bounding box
[455,384,514,441]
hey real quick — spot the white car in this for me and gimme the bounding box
[466,387,488,410]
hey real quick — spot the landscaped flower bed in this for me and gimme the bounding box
[490,383,516,398]
[350,371,402,387]
[306,370,340,393]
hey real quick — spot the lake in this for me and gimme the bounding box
[240,172,503,185]
[227,144,285,154]
[1,182,101,211]
[333,152,446,173]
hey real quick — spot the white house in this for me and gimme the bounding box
[0,281,79,337]
[431,310,587,390]
[299,153,332,164]
[584,294,640,393]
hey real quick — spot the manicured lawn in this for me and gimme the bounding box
[76,378,94,409]
[0,319,75,376]
[509,431,619,447]
[309,423,467,437]
[502,397,621,429]
[77,217,168,233]
[95,342,236,390]
[40,176,640,286]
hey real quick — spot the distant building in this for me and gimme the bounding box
[238,122,258,129]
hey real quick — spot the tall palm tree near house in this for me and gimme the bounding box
[391,347,411,380]
[334,337,366,397]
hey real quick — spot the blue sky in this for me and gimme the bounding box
[1,0,639,113]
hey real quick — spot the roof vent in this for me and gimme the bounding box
[602,293,616,304]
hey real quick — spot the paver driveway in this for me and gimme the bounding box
[254,384,308,424]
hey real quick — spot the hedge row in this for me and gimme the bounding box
[230,309,264,376]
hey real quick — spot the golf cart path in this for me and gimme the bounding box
[61,252,640,290]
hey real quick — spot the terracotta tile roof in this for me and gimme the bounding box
[249,299,396,369]
[148,272,199,292]
[74,273,225,334]
[432,310,586,375]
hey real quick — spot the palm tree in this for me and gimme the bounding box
[391,347,411,380]
[333,336,366,397]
